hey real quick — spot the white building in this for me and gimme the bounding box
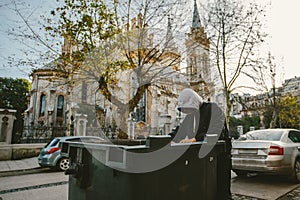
[23,1,213,140]
[282,76,300,103]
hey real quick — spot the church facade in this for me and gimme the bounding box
[23,0,213,140]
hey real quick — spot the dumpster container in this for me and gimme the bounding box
[61,135,230,200]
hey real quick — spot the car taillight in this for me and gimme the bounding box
[47,147,61,154]
[268,146,284,155]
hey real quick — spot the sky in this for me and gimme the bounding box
[0,0,300,88]
[265,0,300,81]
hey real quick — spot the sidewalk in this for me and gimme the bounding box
[0,157,40,173]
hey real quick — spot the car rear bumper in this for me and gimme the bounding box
[232,156,291,174]
[38,159,56,167]
[38,155,57,167]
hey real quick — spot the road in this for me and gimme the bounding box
[0,170,68,200]
[0,170,299,200]
[231,172,300,200]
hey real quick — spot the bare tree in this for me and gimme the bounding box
[260,52,289,128]
[9,0,216,138]
[51,0,220,138]
[78,0,193,137]
[3,1,57,68]
[267,52,279,128]
[202,0,267,123]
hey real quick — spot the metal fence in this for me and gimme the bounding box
[19,125,168,143]
[20,126,68,143]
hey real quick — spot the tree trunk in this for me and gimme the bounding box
[225,91,231,128]
[116,107,129,139]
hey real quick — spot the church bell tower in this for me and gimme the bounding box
[185,0,213,100]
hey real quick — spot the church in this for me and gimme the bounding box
[22,0,213,141]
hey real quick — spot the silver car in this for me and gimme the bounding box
[38,136,104,171]
[232,128,300,182]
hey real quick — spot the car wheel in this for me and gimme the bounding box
[234,170,248,177]
[291,159,300,183]
[58,158,70,171]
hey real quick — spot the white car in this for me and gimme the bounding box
[231,128,300,182]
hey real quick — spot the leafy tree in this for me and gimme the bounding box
[78,0,191,137]
[45,0,120,66]
[203,0,267,124]
[0,77,31,142]
[10,0,195,138]
[263,99,283,129]
[228,116,241,138]
[9,0,268,139]
[0,77,30,116]
[263,94,300,129]
[42,0,122,134]
[278,94,300,129]
[40,0,206,138]
[229,115,260,136]
[243,116,261,131]
[262,105,274,128]
[229,116,241,129]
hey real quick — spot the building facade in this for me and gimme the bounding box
[282,76,300,103]
[23,1,213,140]
[229,76,300,130]
[186,0,212,100]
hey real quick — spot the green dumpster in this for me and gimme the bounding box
[61,135,230,200]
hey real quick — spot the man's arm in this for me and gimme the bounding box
[179,138,196,143]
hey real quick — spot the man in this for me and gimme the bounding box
[170,88,226,143]
[170,88,232,199]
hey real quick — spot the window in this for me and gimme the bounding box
[193,57,197,75]
[288,131,300,143]
[45,138,60,148]
[188,58,193,75]
[244,130,284,141]
[57,95,64,117]
[82,82,87,103]
[39,94,46,117]
[134,93,146,122]
[136,106,145,122]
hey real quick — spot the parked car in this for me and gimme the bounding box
[38,136,104,171]
[231,128,300,182]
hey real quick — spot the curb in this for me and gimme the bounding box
[0,167,50,177]
[276,185,300,200]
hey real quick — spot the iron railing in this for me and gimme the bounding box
[21,126,68,143]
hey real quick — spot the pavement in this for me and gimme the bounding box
[0,157,39,172]
[0,157,46,177]
[0,157,300,199]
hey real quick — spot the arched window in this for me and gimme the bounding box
[135,93,146,122]
[57,95,64,117]
[39,94,46,117]
[81,82,87,103]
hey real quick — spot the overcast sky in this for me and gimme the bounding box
[0,0,300,88]
[266,0,300,80]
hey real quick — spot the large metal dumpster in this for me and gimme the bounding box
[61,135,230,200]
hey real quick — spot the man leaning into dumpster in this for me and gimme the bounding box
[169,88,232,200]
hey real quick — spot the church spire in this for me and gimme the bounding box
[192,0,201,29]
[166,16,174,46]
